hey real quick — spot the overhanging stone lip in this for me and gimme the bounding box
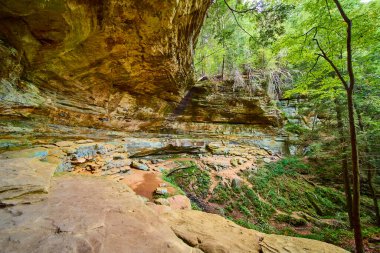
[0,0,211,123]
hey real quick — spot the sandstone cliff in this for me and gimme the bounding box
[0,0,281,141]
[0,0,211,128]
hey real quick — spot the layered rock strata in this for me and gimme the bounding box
[0,0,283,140]
[0,0,211,129]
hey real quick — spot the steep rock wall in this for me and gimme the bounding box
[0,0,283,148]
[0,0,210,129]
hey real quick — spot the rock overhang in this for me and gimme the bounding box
[0,0,211,103]
[0,0,282,140]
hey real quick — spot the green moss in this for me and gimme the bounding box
[225,204,234,213]
[163,162,211,198]
[275,214,307,226]
[303,227,353,245]
[209,183,233,204]
[232,217,276,234]
[241,185,275,218]
[161,171,186,195]
[247,157,346,217]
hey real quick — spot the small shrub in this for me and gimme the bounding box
[210,183,231,204]
[284,122,307,135]
[191,202,202,211]
[239,204,252,217]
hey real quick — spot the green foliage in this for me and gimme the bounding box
[275,214,307,226]
[195,0,293,95]
[248,157,347,216]
[164,162,211,198]
[259,157,310,180]
[284,122,307,135]
[241,185,275,218]
[193,3,380,249]
[239,204,252,217]
[191,202,202,211]
[209,183,232,204]
[162,157,377,251]
[232,217,277,234]
[362,226,380,239]
[161,170,186,196]
[303,227,353,245]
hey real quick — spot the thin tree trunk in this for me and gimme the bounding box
[221,55,225,81]
[221,39,225,81]
[201,54,205,76]
[317,1,364,251]
[347,92,364,253]
[335,98,354,228]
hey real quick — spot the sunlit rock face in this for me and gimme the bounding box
[173,82,281,126]
[0,0,283,150]
[0,0,211,129]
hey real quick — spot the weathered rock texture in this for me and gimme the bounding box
[0,0,211,129]
[0,176,203,253]
[164,210,349,253]
[173,82,280,126]
[0,0,285,142]
[0,143,349,253]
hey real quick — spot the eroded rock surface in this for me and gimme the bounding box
[0,0,210,131]
[164,210,348,253]
[0,147,63,202]
[0,176,202,253]
[0,0,286,146]
[173,81,281,126]
[0,141,350,253]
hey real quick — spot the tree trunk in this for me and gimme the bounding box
[221,55,225,81]
[335,98,354,228]
[346,92,364,253]
[325,1,364,251]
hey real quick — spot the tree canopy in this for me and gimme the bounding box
[195,0,380,251]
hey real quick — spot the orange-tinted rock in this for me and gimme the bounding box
[0,1,283,150]
[167,195,192,210]
[0,0,211,129]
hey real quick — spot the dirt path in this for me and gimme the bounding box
[121,170,176,200]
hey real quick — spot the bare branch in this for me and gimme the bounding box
[223,0,257,41]
[222,0,259,14]
[309,55,321,74]
[195,49,224,65]
[313,38,349,90]
[332,0,354,92]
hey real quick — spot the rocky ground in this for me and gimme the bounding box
[0,137,351,253]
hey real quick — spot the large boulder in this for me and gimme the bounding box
[0,147,63,202]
